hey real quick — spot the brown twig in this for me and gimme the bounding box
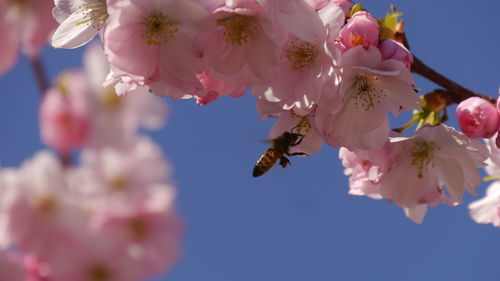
[393,23,496,105]
[411,56,496,105]
[29,56,72,168]
[29,57,50,95]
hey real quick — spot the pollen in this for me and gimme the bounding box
[88,264,112,281]
[101,87,123,110]
[350,74,384,111]
[77,0,108,31]
[349,33,365,47]
[108,175,128,191]
[285,39,318,70]
[409,139,439,178]
[141,11,179,45]
[128,217,149,241]
[35,196,57,218]
[217,14,257,45]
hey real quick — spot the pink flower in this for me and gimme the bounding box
[51,0,108,49]
[379,125,488,207]
[379,39,413,70]
[253,2,344,112]
[0,251,26,281]
[339,143,431,224]
[338,11,378,51]
[456,97,499,139]
[82,43,167,149]
[315,46,419,149]
[194,71,246,105]
[104,0,212,96]
[194,0,285,87]
[77,137,172,204]
[306,0,354,16]
[339,146,389,199]
[3,152,89,259]
[48,231,145,281]
[469,181,500,227]
[39,71,90,154]
[0,0,57,74]
[89,188,182,276]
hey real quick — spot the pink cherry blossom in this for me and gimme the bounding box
[51,0,108,49]
[379,125,488,208]
[0,251,26,281]
[39,71,90,154]
[77,137,172,204]
[194,71,246,105]
[339,145,390,199]
[3,152,89,259]
[379,39,413,70]
[82,43,167,149]
[48,230,145,281]
[469,181,500,227]
[104,0,212,96]
[253,2,344,112]
[89,188,181,276]
[0,0,57,74]
[315,46,419,150]
[338,11,378,51]
[194,0,285,87]
[456,97,499,139]
[306,0,354,16]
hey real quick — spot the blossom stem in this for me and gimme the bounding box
[29,56,72,168]
[410,56,496,104]
[29,57,50,95]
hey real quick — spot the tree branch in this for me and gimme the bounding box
[29,56,72,168]
[411,56,496,105]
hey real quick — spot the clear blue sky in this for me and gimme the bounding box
[1,1,500,280]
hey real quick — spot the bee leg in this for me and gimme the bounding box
[279,156,291,168]
[293,135,305,146]
[287,152,309,157]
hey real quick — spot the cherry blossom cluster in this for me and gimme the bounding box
[455,93,500,227]
[46,0,497,223]
[0,45,180,280]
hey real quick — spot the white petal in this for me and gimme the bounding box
[404,204,428,224]
[51,11,99,49]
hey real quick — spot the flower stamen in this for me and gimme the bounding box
[409,139,438,178]
[76,0,108,31]
[350,74,384,111]
[217,14,256,45]
[141,11,179,45]
[286,39,318,70]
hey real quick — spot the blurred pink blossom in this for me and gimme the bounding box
[0,251,26,281]
[0,0,56,74]
[39,71,90,154]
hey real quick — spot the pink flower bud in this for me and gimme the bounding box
[379,39,413,70]
[338,11,379,51]
[39,74,90,153]
[456,97,499,139]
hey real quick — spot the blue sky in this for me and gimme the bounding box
[1,0,500,280]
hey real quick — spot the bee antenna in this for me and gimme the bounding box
[290,125,299,134]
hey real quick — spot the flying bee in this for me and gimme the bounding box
[253,129,308,177]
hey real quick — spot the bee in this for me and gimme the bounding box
[253,129,308,177]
